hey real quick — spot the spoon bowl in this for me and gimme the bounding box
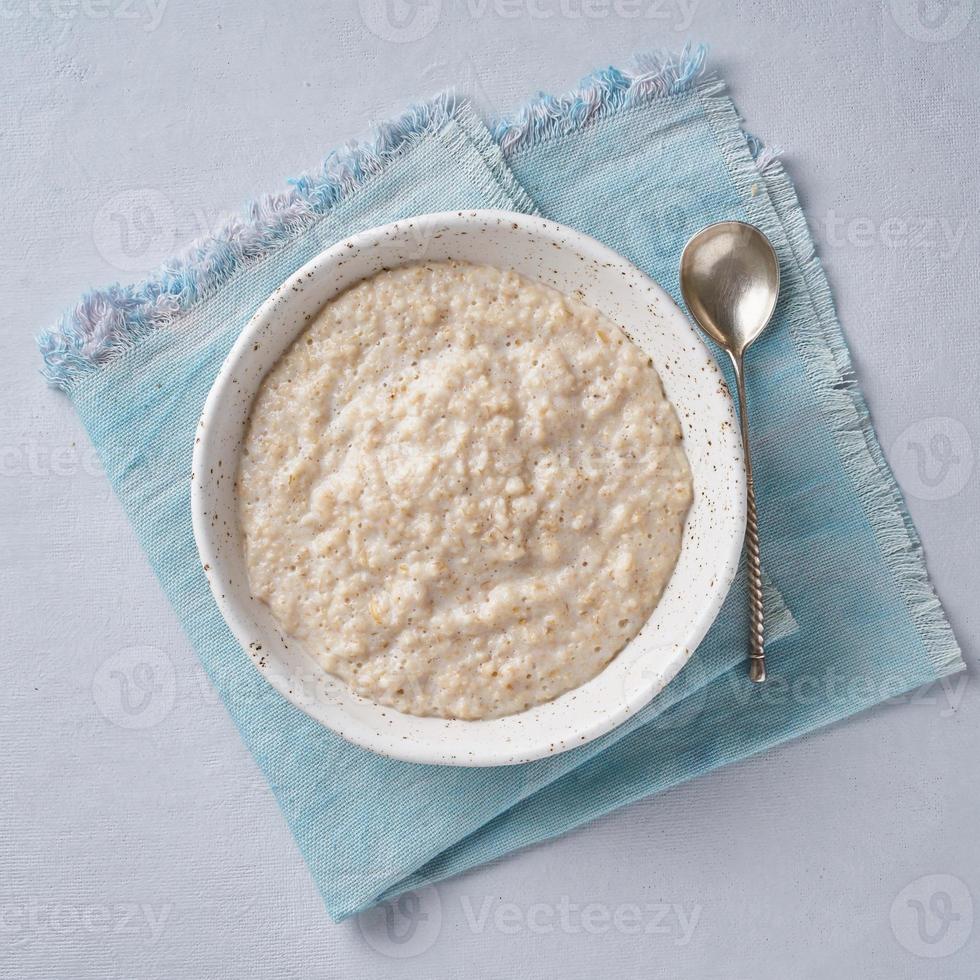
[680,221,780,357]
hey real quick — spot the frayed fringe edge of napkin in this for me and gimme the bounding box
[695,76,962,680]
[492,42,705,154]
[489,43,778,168]
[37,46,718,391]
[37,93,464,390]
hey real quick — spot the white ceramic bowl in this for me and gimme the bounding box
[192,210,745,766]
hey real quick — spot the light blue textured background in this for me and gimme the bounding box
[1,2,977,979]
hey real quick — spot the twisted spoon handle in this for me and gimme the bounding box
[732,356,766,683]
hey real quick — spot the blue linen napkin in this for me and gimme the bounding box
[38,46,963,921]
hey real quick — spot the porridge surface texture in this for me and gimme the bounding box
[239,261,693,719]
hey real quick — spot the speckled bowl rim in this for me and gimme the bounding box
[192,210,745,766]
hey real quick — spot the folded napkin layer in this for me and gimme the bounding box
[39,47,962,921]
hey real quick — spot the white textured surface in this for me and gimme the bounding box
[1,2,977,977]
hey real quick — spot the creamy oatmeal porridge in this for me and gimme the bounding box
[238,261,693,720]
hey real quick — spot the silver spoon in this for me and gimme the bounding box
[680,221,780,683]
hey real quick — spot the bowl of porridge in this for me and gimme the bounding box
[192,211,745,766]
